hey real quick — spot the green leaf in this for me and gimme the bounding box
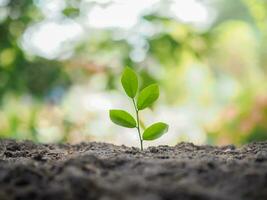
[109,110,136,128]
[142,122,168,140]
[121,67,138,98]
[137,84,159,110]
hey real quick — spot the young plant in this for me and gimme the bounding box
[109,67,169,150]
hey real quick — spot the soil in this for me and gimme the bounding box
[0,139,267,200]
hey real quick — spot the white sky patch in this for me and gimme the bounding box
[22,20,83,59]
[87,0,159,29]
[34,0,66,18]
[170,0,213,27]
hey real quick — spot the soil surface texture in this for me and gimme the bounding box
[0,139,267,200]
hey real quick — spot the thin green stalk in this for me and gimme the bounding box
[132,98,143,150]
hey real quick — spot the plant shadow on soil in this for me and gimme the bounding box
[0,139,267,200]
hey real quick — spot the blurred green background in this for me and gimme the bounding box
[0,0,267,147]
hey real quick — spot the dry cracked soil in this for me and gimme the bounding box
[0,139,267,200]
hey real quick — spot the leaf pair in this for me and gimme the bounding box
[109,110,168,141]
[121,67,159,110]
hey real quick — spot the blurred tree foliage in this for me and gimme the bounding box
[0,0,71,100]
[0,0,267,144]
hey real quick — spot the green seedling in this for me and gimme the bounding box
[109,67,169,150]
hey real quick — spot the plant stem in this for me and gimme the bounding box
[132,98,143,151]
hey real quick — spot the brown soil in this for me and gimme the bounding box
[0,139,267,200]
